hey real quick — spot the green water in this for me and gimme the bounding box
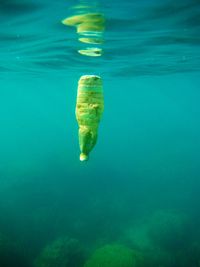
[0,0,200,266]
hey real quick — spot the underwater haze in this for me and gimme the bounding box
[0,0,200,266]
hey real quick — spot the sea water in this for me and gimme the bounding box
[0,0,200,266]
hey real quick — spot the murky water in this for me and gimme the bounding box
[0,0,200,266]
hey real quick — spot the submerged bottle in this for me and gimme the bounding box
[76,75,104,161]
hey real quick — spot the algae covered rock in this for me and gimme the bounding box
[147,210,188,251]
[84,244,142,267]
[123,210,190,267]
[34,236,85,267]
[124,210,188,253]
[124,223,152,252]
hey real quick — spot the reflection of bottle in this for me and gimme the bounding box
[62,13,105,35]
[62,12,105,56]
[76,75,104,161]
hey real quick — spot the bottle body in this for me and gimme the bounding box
[76,75,104,161]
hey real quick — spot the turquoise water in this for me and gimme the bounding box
[0,0,200,266]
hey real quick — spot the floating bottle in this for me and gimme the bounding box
[76,75,104,161]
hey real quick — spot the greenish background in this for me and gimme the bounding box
[0,0,200,266]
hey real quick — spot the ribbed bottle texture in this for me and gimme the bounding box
[76,75,104,161]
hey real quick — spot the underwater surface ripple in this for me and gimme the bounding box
[0,0,200,78]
